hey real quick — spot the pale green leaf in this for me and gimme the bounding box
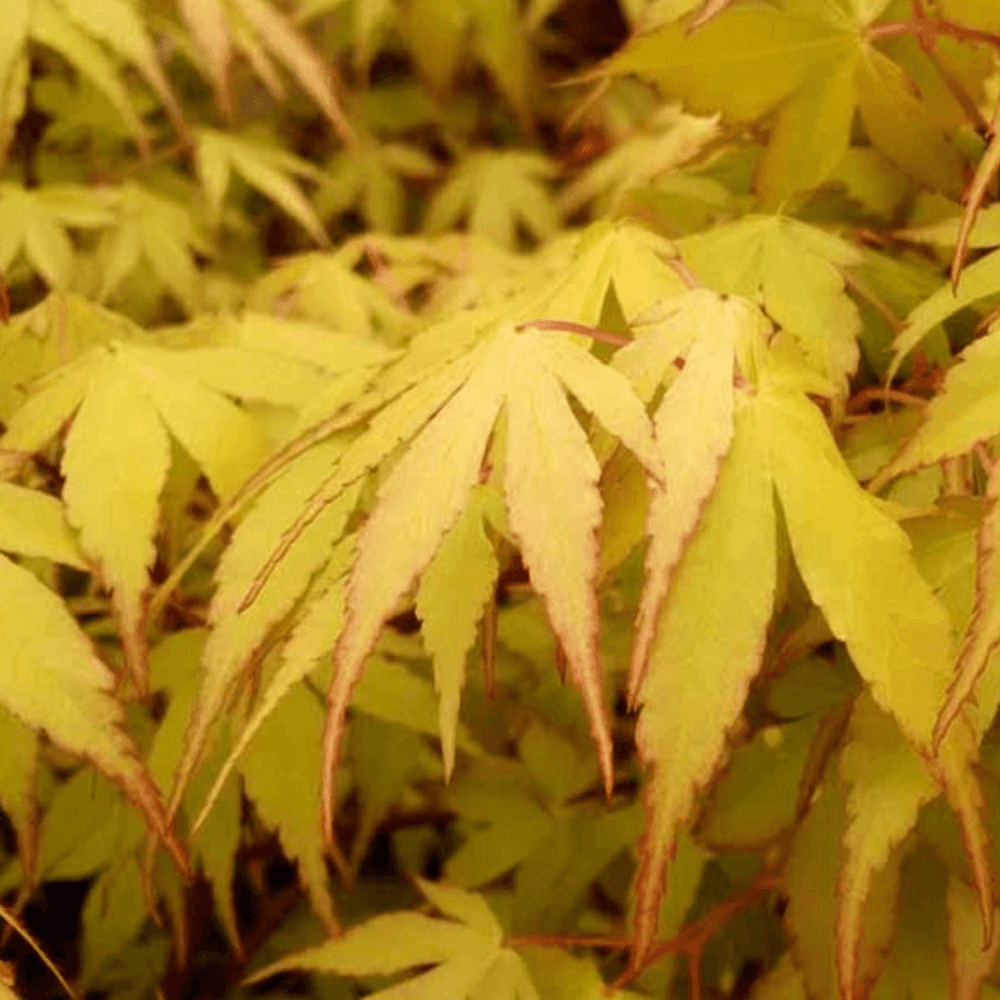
[629,293,740,701]
[631,399,776,962]
[519,947,645,1000]
[246,251,412,338]
[119,342,270,502]
[559,104,719,216]
[757,53,859,205]
[232,0,351,135]
[758,387,952,748]
[195,129,328,245]
[62,349,172,684]
[0,553,185,871]
[697,713,826,850]
[402,0,465,93]
[869,848,951,1000]
[241,680,339,932]
[855,49,964,199]
[193,536,355,831]
[606,3,854,123]
[56,0,185,135]
[29,0,147,151]
[889,248,1000,377]
[785,778,899,1000]
[425,151,558,249]
[837,696,938,1000]
[0,705,37,875]
[936,462,1000,743]
[875,327,1000,489]
[538,221,685,329]
[416,490,499,779]
[80,857,148,986]
[0,482,85,567]
[244,887,506,1000]
[680,215,862,391]
[173,442,359,812]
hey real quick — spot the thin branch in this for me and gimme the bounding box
[515,319,631,348]
[868,17,1000,50]
[508,870,782,1000]
[845,387,929,414]
[0,902,78,1000]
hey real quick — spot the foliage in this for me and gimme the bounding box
[3,1,1000,999]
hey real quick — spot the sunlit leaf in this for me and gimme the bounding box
[244,879,528,1000]
[0,553,187,874]
[416,488,499,778]
[757,386,952,750]
[631,399,776,964]
[62,347,172,688]
[680,215,862,391]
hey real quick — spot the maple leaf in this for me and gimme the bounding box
[629,293,762,702]
[604,0,966,202]
[873,326,1000,495]
[630,398,777,965]
[166,443,361,820]
[887,249,1000,380]
[177,0,351,138]
[936,463,1000,749]
[678,214,863,392]
[0,293,142,422]
[0,0,186,159]
[836,696,951,1000]
[424,151,560,250]
[315,324,662,848]
[0,552,187,875]
[538,221,686,328]
[0,184,114,290]
[240,679,341,933]
[195,129,329,247]
[831,495,1000,998]
[784,773,899,1000]
[757,386,953,750]
[157,310,397,410]
[444,729,641,932]
[246,249,414,340]
[61,349,172,691]
[558,104,720,218]
[416,486,501,779]
[245,879,537,1000]
[146,630,244,951]
[3,335,271,689]
[315,133,439,233]
[0,482,85,569]
[95,183,213,316]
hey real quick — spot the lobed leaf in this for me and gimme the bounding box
[628,292,740,702]
[0,553,187,874]
[61,350,171,690]
[416,490,500,779]
[758,387,953,750]
[630,399,776,964]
